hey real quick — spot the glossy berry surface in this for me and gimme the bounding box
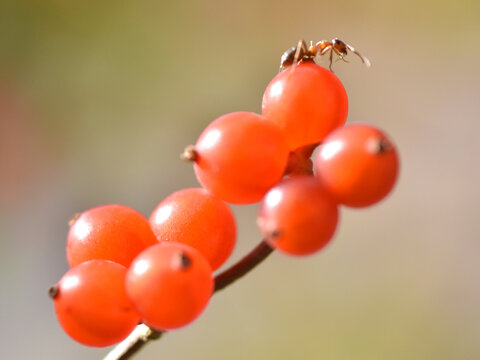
[193,111,290,204]
[149,188,236,271]
[51,260,140,347]
[126,242,214,330]
[262,62,348,150]
[257,176,339,256]
[67,204,159,268]
[314,124,399,207]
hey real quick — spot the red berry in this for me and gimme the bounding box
[257,176,339,256]
[314,124,399,207]
[67,204,159,268]
[192,112,289,204]
[149,188,236,271]
[50,260,140,347]
[126,243,214,330]
[262,62,348,150]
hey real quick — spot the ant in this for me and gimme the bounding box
[279,38,371,72]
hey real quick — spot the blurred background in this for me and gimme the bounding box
[1,0,479,358]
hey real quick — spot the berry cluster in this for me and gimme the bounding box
[50,194,235,347]
[49,52,399,354]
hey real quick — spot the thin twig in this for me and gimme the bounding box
[214,240,273,292]
[103,240,274,360]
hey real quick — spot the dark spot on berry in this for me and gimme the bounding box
[48,284,59,299]
[179,252,192,269]
[269,230,282,238]
[371,137,392,154]
[180,145,198,162]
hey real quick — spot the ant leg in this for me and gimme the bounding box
[329,49,334,71]
[319,44,332,56]
[346,44,371,67]
[315,40,329,56]
[317,44,333,70]
[333,48,349,64]
[293,40,307,66]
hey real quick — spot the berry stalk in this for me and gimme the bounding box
[103,240,274,360]
[214,240,273,292]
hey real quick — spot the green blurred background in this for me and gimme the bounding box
[1,0,479,358]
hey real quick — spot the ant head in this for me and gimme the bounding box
[332,38,348,56]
